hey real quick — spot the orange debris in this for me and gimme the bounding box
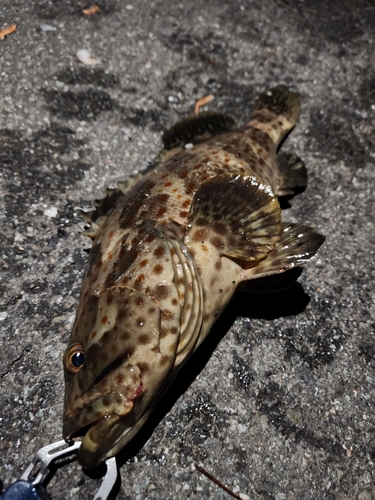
[83,5,101,15]
[194,94,214,115]
[0,24,17,40]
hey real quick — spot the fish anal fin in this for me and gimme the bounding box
[185,174,282,265]
[242,223,325,280]
[276,152,307,197]
[162,111,237,151]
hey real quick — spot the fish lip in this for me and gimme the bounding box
[62,405,105,442]
[62,393,133,441]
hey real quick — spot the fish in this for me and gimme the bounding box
[62,86,325,468]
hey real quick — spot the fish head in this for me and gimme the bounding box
[62,286,163,468]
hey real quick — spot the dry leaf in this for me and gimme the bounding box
[83,5,101,15]
[0,24,17,41]
[195,94,214,114]
[76,49,100,65]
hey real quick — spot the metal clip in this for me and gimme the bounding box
[19,440,118,499]
[21,440,81,485]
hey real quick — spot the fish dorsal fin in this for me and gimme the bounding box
[82,173,144,238]
[162,111,237,151]
[244,223,325,279]
[185,174,282,265]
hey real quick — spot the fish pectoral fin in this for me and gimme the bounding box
[185,174,283,265]
[242,223,325,280]
[161,111,237,151]
[81,173,144,238]
[275,152,307,197]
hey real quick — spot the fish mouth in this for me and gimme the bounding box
[63,393,136,469]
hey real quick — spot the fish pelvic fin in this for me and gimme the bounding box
[248,86,301,145]
[185,174,283,266]
[242,222,325,280]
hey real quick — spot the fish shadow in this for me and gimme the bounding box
[112,273,310,470]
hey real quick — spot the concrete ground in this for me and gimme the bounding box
[1,1,374,499]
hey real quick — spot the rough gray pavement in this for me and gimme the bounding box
[1,1,375,499]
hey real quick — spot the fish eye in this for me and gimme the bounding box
[65,344,85,374]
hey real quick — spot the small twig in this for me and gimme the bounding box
[194,95,214,115]
[0,24,17,40]
[194,463,244,500]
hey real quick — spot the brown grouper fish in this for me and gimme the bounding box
[63,86,324,468]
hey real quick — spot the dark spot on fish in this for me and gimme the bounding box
[180,211,188,218]
[102,395,112,407]
[91,330,97,339]
[138,333,150,344]
[116,374,125,384]
[156,206,168,218]
[135,296,144,307]
[165,181,172,187]
[182,199,190,209]
[148,307,156,314]
[211,236,224,250]
[140,259,148,267]
[101,315,109,325]
[138,362,150,373]
[153,246,165,258]
[158,193,169,204]
[159,354,170,366]
[196,216,208,226]
[160,329,170,340]
[192,228,209,242]
[136,317,146,327]
[179,170,188,179]
[171,298,178,306]
[136,273,146,282]
[213,222,227,235]
[145,233,156,244]
[215,260,222,270]
[153,264,163,275]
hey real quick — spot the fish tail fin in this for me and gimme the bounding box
[248,86,301,145]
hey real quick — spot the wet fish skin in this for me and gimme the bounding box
[62,86,324,468]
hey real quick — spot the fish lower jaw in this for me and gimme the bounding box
[63,395,134,442]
